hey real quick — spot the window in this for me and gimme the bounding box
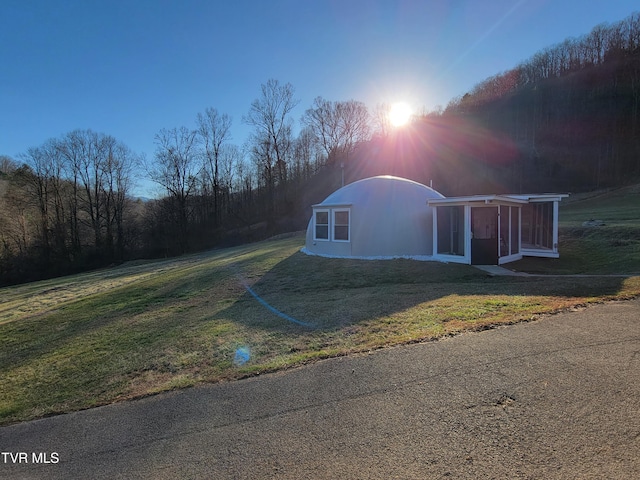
[333,209,350,241]
[314,210,329,240]
[313,207,351,242]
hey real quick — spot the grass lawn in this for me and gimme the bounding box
[511,183,640,274]
[1,185,640,426]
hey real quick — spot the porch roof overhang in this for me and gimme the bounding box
[504,193,569,202]
[312,203,353,208]
[427,195,528,207]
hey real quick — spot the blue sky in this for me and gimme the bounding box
[1,0,638,194]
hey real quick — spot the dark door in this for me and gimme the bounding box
[471,207,498,265]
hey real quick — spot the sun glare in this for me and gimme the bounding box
[389,102,412,127]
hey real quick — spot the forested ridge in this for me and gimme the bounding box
[441,12,640,193]
[2,12,639,286]
[352,11,640,195]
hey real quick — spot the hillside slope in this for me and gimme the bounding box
[2,231,640,425]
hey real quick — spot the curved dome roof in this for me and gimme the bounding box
[317,175,444,207]
[305,176,444,258]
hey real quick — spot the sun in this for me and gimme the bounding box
[389,102,413,127]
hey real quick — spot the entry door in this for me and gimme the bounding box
[471,207,498,265]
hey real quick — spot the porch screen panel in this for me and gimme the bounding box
[437,206,464,256]
[543,203,553,248]
[500,206,509,257]
[522,203,553,249]
[511,206,519,254]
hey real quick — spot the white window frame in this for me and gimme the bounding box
[313,208,330,241]
[332,208,351,242]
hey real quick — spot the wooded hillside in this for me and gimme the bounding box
[347,12,640,195]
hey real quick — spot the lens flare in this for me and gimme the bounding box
[389,102,412,127]
[233,346,251,366]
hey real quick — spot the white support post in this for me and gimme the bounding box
[553,200,559,253]
[497,205,501,259]
[518,207,522,254]
[432,206,438,257]
[465,205,472,264]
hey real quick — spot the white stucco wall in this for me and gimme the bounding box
[305,176,445,258]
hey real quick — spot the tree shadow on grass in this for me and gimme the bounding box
[216,251,630,334]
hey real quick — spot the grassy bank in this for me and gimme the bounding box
[512,183,640,274]
[2,230,639,426]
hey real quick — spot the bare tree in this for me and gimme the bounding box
[0,170,30,257]
[196,107,232,226]
[234,151,254,206]
[43,139,70,257]
[301,96,338,163]
[102,140,138,259]
[0,155,17,175]
[337,100,371,157]
[219,144,241,192]
[243,79,299,217]
[17,143,60,260]
[2,130,139,283]
[57,129,110,249]
[373,103,392,138]
[302,97,370,165]
[148,126,199,253]
[294,126,320,180]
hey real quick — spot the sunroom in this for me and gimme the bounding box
[428,193,568,265]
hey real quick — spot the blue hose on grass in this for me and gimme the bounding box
[242,283,315,328]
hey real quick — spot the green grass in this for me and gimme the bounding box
[512,183,640,274]
[2,188,640,425]
[560,183,640,227]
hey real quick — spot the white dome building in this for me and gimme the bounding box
[303,176,445,259]
[303,175,569,265]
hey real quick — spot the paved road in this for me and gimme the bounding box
[2,298,639,479]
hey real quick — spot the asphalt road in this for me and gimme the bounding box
[2,298,639,479]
